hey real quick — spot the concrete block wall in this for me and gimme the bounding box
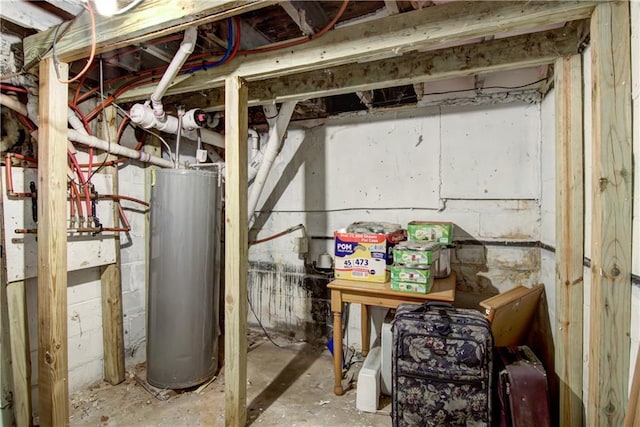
[17,158,148,417]
[249,101,544,346]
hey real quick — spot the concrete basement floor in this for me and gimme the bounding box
[69,329,391,426]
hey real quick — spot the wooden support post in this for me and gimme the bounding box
[554,54,584,427]
[588,3,633,426]
[6,281,32,427]
[625,343,640,427]
[99,106,125,385]
[224,75,248,427]
[37,57,69,426]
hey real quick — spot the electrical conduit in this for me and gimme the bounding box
[247,101,297,221]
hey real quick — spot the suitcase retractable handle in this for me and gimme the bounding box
[410,301,454,312]
[410,302,453,336]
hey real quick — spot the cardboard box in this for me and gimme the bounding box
[393,241,440,267]
[390,280,432,294]
[390,265,432,284]
[407,221,454,245]
[334,229,405,283]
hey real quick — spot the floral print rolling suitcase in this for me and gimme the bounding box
[392,302,493,426]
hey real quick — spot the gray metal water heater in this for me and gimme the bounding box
[147,168,222,389]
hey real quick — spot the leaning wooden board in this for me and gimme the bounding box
[479,284,544,347]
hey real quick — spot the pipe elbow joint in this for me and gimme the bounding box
[129,103,156,129]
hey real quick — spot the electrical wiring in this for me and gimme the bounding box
[71,34,184,106]
[81,0,345,109]
[182,19,234,73]
[240,0,349,55]
[420,78,550,96]
[53,2,97,84]
[247,294,284,349]
[86,58,110,183]
[70,2,349,136]
[366,77,550,108]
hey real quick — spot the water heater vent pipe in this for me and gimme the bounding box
[247,101,296,221]
[150,27,197,122]
[128,26,226,150]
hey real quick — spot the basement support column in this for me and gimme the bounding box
[6,280,32,426]
[99,105,125,385]
[554,54,584,427]
[224,75,248,427]
[37,57,69,426]
[587,2,633,426]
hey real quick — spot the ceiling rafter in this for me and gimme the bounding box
[22,0,276,66]
[159,22,585,111]
[118,1,595,103]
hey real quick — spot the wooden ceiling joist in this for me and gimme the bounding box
[22,0,275,66]
[161,22,585,111]
[119,0,595,103]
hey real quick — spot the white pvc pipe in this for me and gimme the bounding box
[247,101,297,220]
[129,104,225,149]
[68,129,173,168]
[248,129,260,158]
[150,27,197,121]
[217,136,263,182]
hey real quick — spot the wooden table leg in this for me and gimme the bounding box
[361,304,370,357]
[332,310,344,395]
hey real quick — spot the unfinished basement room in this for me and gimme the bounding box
[0,0,638,426]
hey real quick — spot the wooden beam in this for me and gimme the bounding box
[6,281,32,427]
[0,215,10,425]
[37,57,69,427]
[287,1,330,34]
[224,75,248,427]
[138,1,595,100]
[159,23,584,111]
[99,106,125,385]
[587,2,633,426]
[384,0,400,15]
[280,2,315,36]
[23,0,274,66]
[554,54,584,427]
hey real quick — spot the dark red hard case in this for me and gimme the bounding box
[497,345,551,427]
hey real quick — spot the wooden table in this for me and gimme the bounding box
[327,272,456,395]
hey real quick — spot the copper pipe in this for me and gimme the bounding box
[70,182,84,219]
[115,202,131,231]
[16,227,128,235]
[97,193,149,207]
[4,153,35,198]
